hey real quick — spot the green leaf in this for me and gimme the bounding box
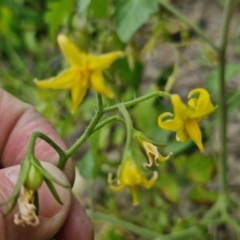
[174,154,215,184]
[188,185,217,204]
[113,0,158,42]
[157,173,180,204]
[45,0,76,41]
[206,63,240,94]
[77,0,92,16]
[117,58,143,89]
[228,92,240,113]
[78,150,97,179]
[88,0,109,19]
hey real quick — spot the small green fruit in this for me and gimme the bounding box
[24,164,43,191]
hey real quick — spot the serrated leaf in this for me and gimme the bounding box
[45,0,76,41]
[113,0,158,42]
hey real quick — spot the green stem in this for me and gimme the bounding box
[103,91,171,113]
[88,211,201,240]
[217,0,233,201]
[93,116,126,133]
[159,0,218,52]
[27,132,66,159]
[64,94,104,161]
[118,103,133,160]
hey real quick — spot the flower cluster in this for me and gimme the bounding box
[108,88,215,205]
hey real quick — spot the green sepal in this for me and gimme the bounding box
[1,158,30,216]
[32,159,68,188]
[133,130,166,147]
[44,177,63,205]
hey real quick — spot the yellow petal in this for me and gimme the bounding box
[70,78,89,113]
[187,98,198,111]
[108,173,125,192]
[185,119,204,152]
[90,71,114,98]
[109,184,125,192]
[88,51,124,70]
[142,171,158,188]
[188,88,215,120]
[34,68,78,89]
[158,152,173,162]
[57,34,87,67]
[171,94,189,121]
[158,112,184,131]
[176,127,189,142]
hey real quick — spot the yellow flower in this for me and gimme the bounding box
[133,131,172,167]
[34,34,123,113]
[108,158,158,205]
[141,140,172,167]
[158,88,215,152]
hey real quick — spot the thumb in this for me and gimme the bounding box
[0,162,71,240]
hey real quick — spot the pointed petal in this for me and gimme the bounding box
[88,51,123,70]
[70,78,89,113]
[185,119,204,152]
[57,34,87,67]
[158,152,173,162]
[90,71,114,98]
[142,171,158,188]
[109,184,125,192]
[158,112,184,131]
[34,68,78,89]
[171,94,189,121]
[188,88,215,120]
[108,173,125,192]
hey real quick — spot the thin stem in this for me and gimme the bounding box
[93,116,126,133]
[118,104,133,160]
[97,93,104,110]
[88,211,201,240]
[103,91,171,113]
[64,95,104,160]
[217,0,233,200]
[159,0,218,52]
[27,132,65,158]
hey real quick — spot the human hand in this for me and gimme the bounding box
[0,88,94,240]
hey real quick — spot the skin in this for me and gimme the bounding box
[0,88,94,240]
